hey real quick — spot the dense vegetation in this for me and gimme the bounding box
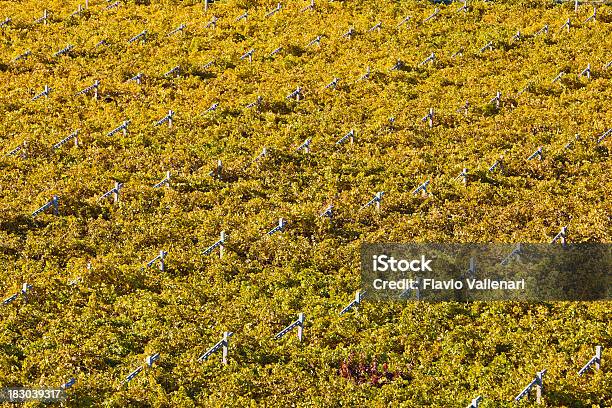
[0,0,610,406]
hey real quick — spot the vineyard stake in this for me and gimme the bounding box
[267,218,286,236]
[286,86,303,101]
[551,226,568,246]
[75,80,100,99]
[578,346,602,375]
[274,313,304,342]
[584,7,596,23]
[146,250,167,271]
[236,11,248,22]
[419,52,435,66]
[578,63,591,80]
[297,138,312,153]
[467,396,482,408]
[53,129,80,150]
[168,23,186,37]
[490,91,502,109]
[127,30,147,44]
[397,15,411,28]
[596,128,611,144]
[336,130,354,145]
[205,16,218,29]
[422,108,434,128]
[61,378,76,390]
[164,66,180,78]
[500,244,523,266]
[265,3,282,18]
[32,85,51,101]
[302,0,314,12]
[203,231,226,258]
[456,168,468,184]
[560,18,571,33]
[413,180,430,196]
[479,41,493,53]
[241,49,254,63]
[339,290,365,315]
[423,8,439,23]
[32,195,59,217]
[198,332,232,364]
[526,146,543,161]
[324,77,339,90]
[154,110,175,128]
[514,369,546,404]
[320,205,333,218]
[107,120,130,137]
[360,192,384,212]
[98,182,123,203]
[146,353,160,367]
[153,171,171,188]
[53,44,75,58]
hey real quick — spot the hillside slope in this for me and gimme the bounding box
[0,0,610,406]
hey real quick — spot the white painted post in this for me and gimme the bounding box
[217,159,222,180]
[204,0,208,13]
[297,313,304,342]
[560,226,567,246]
[51,195,59,215]
[222,331,230,364]
[587,63,591,79]
[44,10,48,24]
[86,0,89,9]
[595,345,602,370]
[219,230,225,258]
[159,250,166,271]
[146,353,159,367]
[575,0,578,13]
[113,182,121,203]
[467,396,482,408]
[536,370,544,404]
[22,283,31,301]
